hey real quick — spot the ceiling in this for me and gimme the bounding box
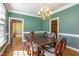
[4,3,71,17]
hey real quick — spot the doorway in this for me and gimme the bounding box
[9,17,24,44]
[10,19,22,37]
[49,17,59,39]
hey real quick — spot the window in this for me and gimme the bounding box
[0,4,6,47]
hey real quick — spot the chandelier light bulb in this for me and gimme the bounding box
[49,11,52,15]
[38,11,40,15]
[46,7,49,12]
[40,8,43,12]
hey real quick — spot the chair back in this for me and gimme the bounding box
[27,34,38,56]
[28,34,34,56]
[24,33,34,56]
[24,33,29,42]
[55,38,67,56]
[30,31,35,37]
[43,32,48,38]
[49,32,56,41]
[61,38,66,54]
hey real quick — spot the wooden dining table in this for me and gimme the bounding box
[33,37,57,56]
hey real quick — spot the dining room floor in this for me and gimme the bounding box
[2,37,27,56]
[1,37,79,56]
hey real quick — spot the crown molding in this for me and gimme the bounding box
[9,10,41,18]
[8,3,78,18]
[52,3,78,15]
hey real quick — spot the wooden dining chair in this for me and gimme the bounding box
[44,38,67,56]
[60,38,66,55]
[25,33,38,56]
[24,34,31,55]
[43,32,48,38]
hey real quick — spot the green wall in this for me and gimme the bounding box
[43,4,79,34]
[43,21,49,31]
[8,12,43,32]
[43,4,79,49]
[8,4,79,49]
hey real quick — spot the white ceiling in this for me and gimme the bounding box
[5,3,71,17]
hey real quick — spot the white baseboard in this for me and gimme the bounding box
[67,46,79,52]
[59,33,79,52]
[0,42,8,56]
[0,40,6,48]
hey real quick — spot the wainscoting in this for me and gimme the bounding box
[1,32,79,56]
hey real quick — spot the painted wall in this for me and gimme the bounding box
[7,4,79,50]
[43,4,79,49]
[8,12,43,32]
[59,35,79,49]
[43,21,49,31]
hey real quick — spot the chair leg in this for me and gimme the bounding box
[37,47,44,56]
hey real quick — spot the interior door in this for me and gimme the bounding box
[51,20,58,39]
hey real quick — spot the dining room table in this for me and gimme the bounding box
[33,37,57,56]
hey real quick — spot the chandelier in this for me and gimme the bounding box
[38,7,52,20]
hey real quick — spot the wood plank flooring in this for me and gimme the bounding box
[2,37,79,56]
[2,37,26,56]
[63,47,79,56]
[13,37,23,51]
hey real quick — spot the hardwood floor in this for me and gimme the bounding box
[2,37,26,56]
[13,37,23,51]
[63,47,79,56]
[2,37,79,56]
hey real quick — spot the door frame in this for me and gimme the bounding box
[49,17,59,39]
[9,17,24,44]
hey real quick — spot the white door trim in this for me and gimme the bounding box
[9,17,24,44]
[49,17,59,39]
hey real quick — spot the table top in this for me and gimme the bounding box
[33,37,57,47]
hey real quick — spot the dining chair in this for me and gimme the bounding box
[24,34,31,55]
[30,31,36,37]
[25,33,38,56]
[43,32,48,38]
[44,38,67,56]
[60,38,66,55]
